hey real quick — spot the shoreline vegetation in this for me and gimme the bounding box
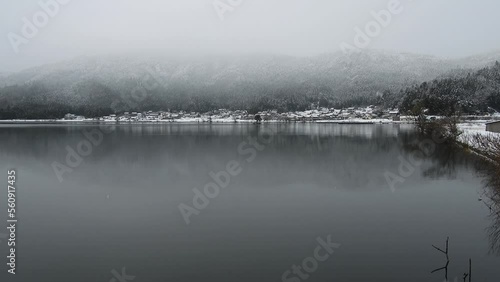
[415,113,500,167]
[460,132,500,166]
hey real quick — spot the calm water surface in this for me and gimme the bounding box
[0,123,499,282]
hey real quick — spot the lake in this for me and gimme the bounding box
[0,123,499,282]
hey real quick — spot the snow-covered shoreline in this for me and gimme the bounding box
[458,122,500,164]
[458,122,500,142]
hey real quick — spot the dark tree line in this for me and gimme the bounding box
[399,62,500,115]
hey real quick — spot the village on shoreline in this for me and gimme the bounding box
[2,106,500,125]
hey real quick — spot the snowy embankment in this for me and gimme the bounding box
[458,122,500,163]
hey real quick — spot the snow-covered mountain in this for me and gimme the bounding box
[0,50,467,87]
[4,49,498,90]
[1,50,499,118]
[454,49,500,68]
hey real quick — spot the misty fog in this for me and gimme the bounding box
[2,0,500,72]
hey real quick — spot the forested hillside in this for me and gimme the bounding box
[399,62,500,115]
[0,50,499,119]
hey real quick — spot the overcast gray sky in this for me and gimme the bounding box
[1,0,500,71]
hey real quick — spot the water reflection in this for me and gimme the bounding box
[475,162,500,255]
[398,133,475,180]
[399,132,500,256]
[0,123,499,282]
[0,123,411,192]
